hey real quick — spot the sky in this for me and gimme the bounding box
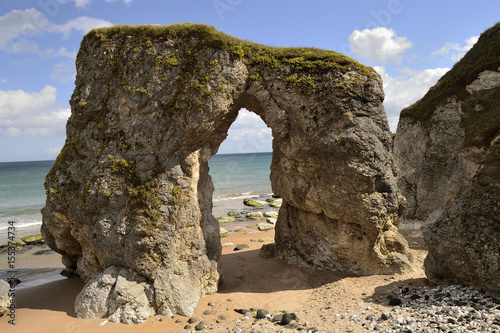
[0,0,498,162]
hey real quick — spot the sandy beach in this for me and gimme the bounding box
[0,216,432,333]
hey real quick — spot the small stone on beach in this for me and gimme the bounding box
[234,244,250,251]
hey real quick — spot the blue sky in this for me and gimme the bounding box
[0,0,498,162]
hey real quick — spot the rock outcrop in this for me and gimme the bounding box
[394,23,500,231]
[75,266,156,324]
[42,23,412,323]
[394,22,500,296]
[424,141,500,297]
[0,280,11,317]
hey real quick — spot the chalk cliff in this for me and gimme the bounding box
[394,22,500,296]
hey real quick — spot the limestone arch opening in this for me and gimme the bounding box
[208,107,278,245]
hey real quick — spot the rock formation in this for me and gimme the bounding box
[394,22,500,296]
[42,23,412,323]
[0,280,11,317]
[394,23,500,231]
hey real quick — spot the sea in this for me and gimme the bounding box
[0,152,273,232]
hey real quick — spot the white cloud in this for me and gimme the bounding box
[432,36,479,62]
[374,66,449,131]
[349,27,413,64]
[0,86,70,137]
[106,0,134,4]
[218,109,272,153]
[51,61,76,83]
[0,8,112,54]
[67,0,133,7]
[54,47,77,58]
[0,9,50,53]
[50,16,113,39]
[45,146,63,157]
[69,0,92,8]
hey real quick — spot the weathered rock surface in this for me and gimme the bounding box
[394,23,500,296]
[394,97,485,230]
[42,23,412,322]
[394,23,500,231]
[75,265,156,323]
[424,141,500,297]
[0,280,10,317]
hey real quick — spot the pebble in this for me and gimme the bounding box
[257,223,275,231]
[343,284,500,332]
[233,244,249,251]
[187,284,500,333]
[281,312,296,325]
[388,298,402,306]
[256,309,270,319]
[195,321,205,330]
[272,313,284,323]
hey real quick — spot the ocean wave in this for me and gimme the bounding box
[0,219,42,231]
[0,207,42,216]
[212,192,274,202]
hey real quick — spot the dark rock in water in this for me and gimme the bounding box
[8,278,21,287]
[234,244,250,251]
[217,216,236,224]
[21,234,44,245]
[389,298,402,306]
[256,309,270,319]
[188,317,197,324]
[244,199,263,207]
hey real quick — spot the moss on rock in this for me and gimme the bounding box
[21,234,44,245]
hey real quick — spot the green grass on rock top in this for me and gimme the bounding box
[85,23,376,77]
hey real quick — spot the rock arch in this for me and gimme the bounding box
[41,24,412,322]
